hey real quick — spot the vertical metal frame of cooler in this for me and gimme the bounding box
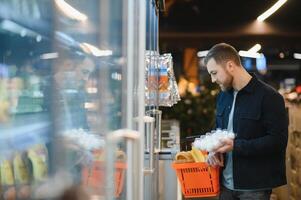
[89,0,147,200]
[144,1,161,200]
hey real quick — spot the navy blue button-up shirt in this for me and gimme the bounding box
[215,74,288,189]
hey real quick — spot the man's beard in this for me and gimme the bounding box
[219,74,233,91]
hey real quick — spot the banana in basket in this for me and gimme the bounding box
[174,147,208,163]
[174,151,194,163]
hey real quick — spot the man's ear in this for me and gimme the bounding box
[225,60,235,73]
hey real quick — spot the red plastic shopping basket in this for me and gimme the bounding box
[82,161,126,197]
[172,162,220,198]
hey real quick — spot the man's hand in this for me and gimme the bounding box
[206,152,224,167]
[213,138,234,153]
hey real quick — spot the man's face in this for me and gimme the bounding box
[206,58,233,91]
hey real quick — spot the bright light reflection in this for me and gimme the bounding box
[257,0,287,22]
[55,0,88,21]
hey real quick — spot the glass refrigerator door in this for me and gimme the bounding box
[0,0,146,199]
[144,1,165,200]
[0,1,54,199]
[53,0,147,199]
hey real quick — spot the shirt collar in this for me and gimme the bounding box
[225,73,257,95]
[240,73,257,93]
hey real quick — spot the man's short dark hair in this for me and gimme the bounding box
[204,43,241,67]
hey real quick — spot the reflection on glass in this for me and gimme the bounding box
[0,0,128,199]
[0,32,52,199]
[53,57,95,131]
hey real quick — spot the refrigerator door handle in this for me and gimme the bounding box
[143,116,155,174]
[105,129,140,200]
[146,109,162,152]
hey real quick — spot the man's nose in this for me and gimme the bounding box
[211,76,216,83]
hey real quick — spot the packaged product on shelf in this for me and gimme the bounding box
[9,77,24,113]
[0,99,9,122]
[158,59,169,101]
[145,51,159,106]
[0,158,14,186]
[146,67,157,105]
[165,53,180,105]
[158,55,170,106]
[13,153,30,184]
[145,52,180,107]
[159,53,180,107]
[13,152,31,199]
[12,64,44,114]
[0,73,10,122]
[27,144,48,182]
[0,156,17,200]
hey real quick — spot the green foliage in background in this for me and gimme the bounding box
[161,77,219,139]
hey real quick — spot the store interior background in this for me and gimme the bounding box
[159,0,301,199]
[159,0,301,137]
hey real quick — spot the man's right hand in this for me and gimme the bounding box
[206,152,224,167]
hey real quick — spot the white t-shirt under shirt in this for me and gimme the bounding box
[222,90,238,190]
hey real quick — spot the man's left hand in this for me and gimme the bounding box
[214,138,234,153]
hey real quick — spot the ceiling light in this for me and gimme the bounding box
[20,29,27,37]
[87,87,98,94]
[239,51,261,58]
[55,0,88,22]
[248,44,261,53]
[36,35,42,42]
[84,102,96,110]
[279,52,285,59]
[197,50,209,57]
[293,53,301,60]
[256,54,267,74]
[257,0,287,22]
[40,52,59,59]
[80,43,113,57]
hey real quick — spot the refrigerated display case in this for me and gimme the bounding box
[0,0,178,199]
[0,0,147,200]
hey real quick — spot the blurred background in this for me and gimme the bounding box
[159,0,301,138]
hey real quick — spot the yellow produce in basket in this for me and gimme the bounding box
[190,147,206,162]
[175,151,194,163]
